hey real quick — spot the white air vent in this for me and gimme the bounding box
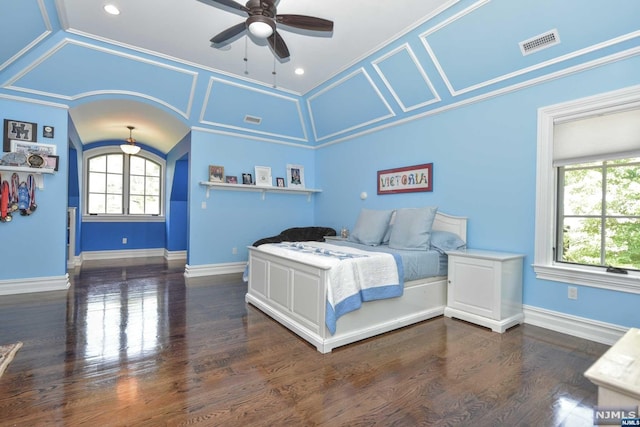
[244,115,262,125]
[519,29,560,56]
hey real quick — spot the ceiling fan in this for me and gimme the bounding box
[205,0,334,59]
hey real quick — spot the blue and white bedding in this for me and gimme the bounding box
[255,241,404,335]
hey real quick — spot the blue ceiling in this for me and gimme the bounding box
[1,0,638,152]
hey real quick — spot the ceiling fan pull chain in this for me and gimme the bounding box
[244,36,249,75]
[272,56,277,88]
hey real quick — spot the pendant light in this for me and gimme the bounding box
[120,126,140,155]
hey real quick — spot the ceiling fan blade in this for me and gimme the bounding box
[206,0,249,13]
[268,31,290,59]
[210,22,247,44]
[276,15,333,32]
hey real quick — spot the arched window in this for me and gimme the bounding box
[83,147,164,220]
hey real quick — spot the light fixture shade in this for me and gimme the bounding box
[247,16,275,38]
[121,125,140,154]
[120,143,141,155]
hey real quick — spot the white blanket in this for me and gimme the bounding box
[257,242,404,334]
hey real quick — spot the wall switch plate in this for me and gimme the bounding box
[201,201,206,209]
[568,286,578,300]
[122,237,127,244]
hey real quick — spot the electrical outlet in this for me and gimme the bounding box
[568,286,578,300]
[122,237,127,244]
[232,247,238,255]
[201,201,207,209]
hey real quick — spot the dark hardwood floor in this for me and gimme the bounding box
[0,257,607,426]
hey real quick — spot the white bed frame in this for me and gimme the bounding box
[246,212,467,353]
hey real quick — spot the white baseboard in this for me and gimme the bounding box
[184,262,246,278]
[0,274,70,295]
[523,304,628,345]
[164,249,187,261]
[67,256,82,269]
[81,248,165,261]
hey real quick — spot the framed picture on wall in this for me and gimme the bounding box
[225,176,238,184]
[242,173,253,185]
[276,177,285,187]
[377,163,433,195]
[286,164,305,189]
[4,119,37,152]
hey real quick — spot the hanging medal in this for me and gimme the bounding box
[1,180,11,222]
[27,174,37,215]
[18,179,30,216]
[10,173,19,213]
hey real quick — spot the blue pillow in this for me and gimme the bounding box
[430,230,466,254]
[389,207,438,250]
[348,209,394,246]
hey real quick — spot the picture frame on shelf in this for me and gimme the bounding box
[4,119,37,152]
[286,164,305,189]
[254,166,272,187]
[242,173,253,185]
[225,176,238,184]
[276,177,285,188]
[209,165,224,183]
[43,155,59,171]
[10,140,56,156]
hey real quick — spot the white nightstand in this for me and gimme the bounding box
[444,249,524,333]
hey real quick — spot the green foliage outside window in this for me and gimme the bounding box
[559,158,640,270]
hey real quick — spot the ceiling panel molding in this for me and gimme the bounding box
[420,0,640,97]
[307,68,395,142]
[0,0,53,72]
[3,38,197,119]
[418,0,490,96]
[316,47,640,149]
[0,93,69,110]
[199,77,309,143]
[372,43,440,112]
[63,27,303,97]
[191,126,315,150]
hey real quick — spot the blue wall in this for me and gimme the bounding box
[166,132,191,254]
[0,98,68,281]
[187,130,316,265]
[315,55,640,329]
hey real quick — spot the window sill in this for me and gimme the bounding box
[82,215,165,223]
[533,263,640,295]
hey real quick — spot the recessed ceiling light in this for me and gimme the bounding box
[103,4,120,15]
[294,68,305,76]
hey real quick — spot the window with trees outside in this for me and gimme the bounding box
[85,147,164,220]
[534,86,640,293]
[557,159,640,271]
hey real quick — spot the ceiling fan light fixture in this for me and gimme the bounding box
[247,16,275,39]
[120,126,141,155]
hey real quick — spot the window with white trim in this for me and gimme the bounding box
[534,86,640,294]
[557,158,640,270]
[84,147,164,220]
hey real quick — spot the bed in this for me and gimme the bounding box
[246,210,467,353]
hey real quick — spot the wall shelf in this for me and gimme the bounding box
[0,165,55,189]
[200,181,322,201]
